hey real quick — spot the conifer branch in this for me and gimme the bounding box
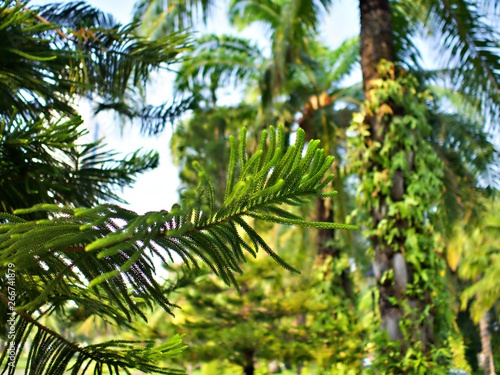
[0,125,357,374]
[0,290,186,374]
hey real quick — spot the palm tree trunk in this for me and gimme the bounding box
[359,0,394,91]
[359,0,405,343]
[358,0,435,350]
[479,312,496,375]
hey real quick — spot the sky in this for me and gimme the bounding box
[74,0,182,214]
[30,0,360,214]
[31,0,182,214]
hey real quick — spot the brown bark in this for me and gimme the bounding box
[359,0,435,349]
[242,349,254,375]
[243,363,254,375]
[479,312,496,375]
[316,197,335,259]
[359,0,394,91]
[359,0,403,342]
[297,93,353,297]
[316,198,352,297]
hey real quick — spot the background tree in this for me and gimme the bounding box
[350,1,500,371]
[141,218,365,374]
[168,28,367,373]
[456,202,500,374]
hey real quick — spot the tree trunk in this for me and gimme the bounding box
[479,312,496,375]
[316,198,352,297]
[359,0,394,92]
[243,361,254,375]
[359,0,435,349]
[242,349,254,375]
[359,0,405,342]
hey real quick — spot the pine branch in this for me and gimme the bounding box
[1,1,190,123]
[0,292,186,375]
[0,115,159,216]
[0,125,357,374]
[1,125,355,312]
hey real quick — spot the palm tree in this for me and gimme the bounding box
[230,0,499,367]
[354,1,499,368]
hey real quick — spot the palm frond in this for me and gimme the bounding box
[430,110,498,230]
[421,0,500,126]
[34,1,119,30]
[174,34,261,98]
[133,0,216,38]
[229,0,281,31]
[229,0,329,96]
[57,22,190,105]
[230,0,329,32]
[0,1,77,120]
[325,36,360,84]
[285,37,359,93]
[94,97,195,135]
[391,1,424,70]
[0,1,190,124]
[428,81,484,123]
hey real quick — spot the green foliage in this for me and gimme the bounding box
[0,0,190,129]
[174,34,261,100]
[168,24,366,372]
[0,1,76,120]
[171,105,260,205]
[417,0,500,125]
[0,3,357,373]
[448,334,473,375]
[133,0,215,38]
[136,224,365,374]
[3,0,498,373]
[170,27,363,249]
[136,1,500,373]
[0,0,189,218]
[0,115,158,216]
[348,61,452,373]
[458,203,500,322]
[0,125,356,374]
